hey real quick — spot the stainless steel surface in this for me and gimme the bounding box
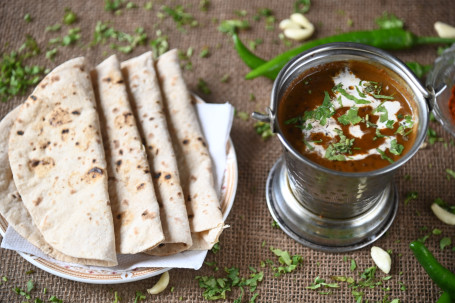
[266,157,398,252]
[263,43,430,249]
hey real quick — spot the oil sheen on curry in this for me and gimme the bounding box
[278,60,417,173]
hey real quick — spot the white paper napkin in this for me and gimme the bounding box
[1,102,235,271]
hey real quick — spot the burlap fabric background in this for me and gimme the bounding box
[1,1,454,302]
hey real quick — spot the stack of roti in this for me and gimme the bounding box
[0,50,225,267]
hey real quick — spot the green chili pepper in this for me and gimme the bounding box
[245,28,455,80]
[410,240,455,300]
[232,33,275,80]
[436,292,452,303]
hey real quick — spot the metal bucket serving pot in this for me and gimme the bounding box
[253,43,433,252]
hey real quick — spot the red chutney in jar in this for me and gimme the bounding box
[449,84,455,121]
[278,60,418,173]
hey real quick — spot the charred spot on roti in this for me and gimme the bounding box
[190,175,197,182]
[103,77,112,83]
[148,145,153,150]
[114,112,134,129]
[116,79,124,84]
[153,172,161,179]
[141,210,157,220]
[51,75,60,82]
[187,195,192,202]
[83,167,104,183]
[28,158,55,177]
[165,174,171,180]
[113,140,120,149]
[61,129,69,134]
[49,107,72,127]
[158,243,165,248]
[113,107,119,113]
[183,139,189,145]
[119,149,123,155]
[116,213,121,220]
[92,159,96,163]
[155,148,159,155]
[149,117,154,121]
[143,169,150,174]
[136,183,145,190]
[33,196,43,206]
[16,130,24,135]
[122,199,129,206]
[177,192,182,197]
[30,95,37,101]
[188,214,194,219]
[71,110,81,115]
[70,189,76,194]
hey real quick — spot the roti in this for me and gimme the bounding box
[8,57,117,265]
[121,52,192,255]
[156,49,224,250]
[91,55,164,254]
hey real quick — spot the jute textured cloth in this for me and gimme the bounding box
[1,1,454,302]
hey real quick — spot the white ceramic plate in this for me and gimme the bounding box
[0,96,238,284]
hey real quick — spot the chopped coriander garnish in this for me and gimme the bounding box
[236,111,249,121]
[254,121,273,140]
[113,291,121,303]
[303,91,335,126]
[24,13,32,23]
[63,8,77,25]
[271,219,280,228]
[350,259,357,271]
[386,120,395,129]
[199,46,210,58]
[197,78,211,94]
[404,191,418,205]
[389,139,404,155]
[376,148,394,163]
[144,1,153,10]
[249,93,256,101]
[220,74,230,83]
[211,242,220,254]
[270,247,303,277]
[427,128,444,144]
[150,30,169,59]
[248,38,263,51]
[45,48,58,61]
[333,84,370,104]
[306,276,340,290]
[62,27,81,46]
[337,107,363,126]
[45,23,62,32]
[372,94,394,100]
[440,237,452,250]
[294,0,311,14]
[105,0,124,13]
[374,104,389,123]
[133,291,146,303]
[161,5,198,29]
[126,2,137,9]
[234,10,247,17]
[25,270,35,275]
[375,12,404,29]
[432,228,442,235]
[446,168,455,180]
[325,129,354,161]
[199,0,210,12]
[218,19,250,35]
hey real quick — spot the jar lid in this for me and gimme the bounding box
[426,43,455,138]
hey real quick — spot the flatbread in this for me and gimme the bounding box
[91,55,164,254]
[156,49,224,250]
[121,52,192,255]
[8,57,117,265]
[0,106,115,266]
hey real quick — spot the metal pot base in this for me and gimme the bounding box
[266,157,399,252]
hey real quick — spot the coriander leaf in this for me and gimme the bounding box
[199,46,210,58]
[376,148,394,163]
[218,20,250,35]
[26,279,34,293]
[404,191,418,205]
[45,48,58,61]
[211,242,220,254]
[333,84,370,104]
[197,78,211,94]
[303,91,335,126]
[434,198,455,214]
[45,23,61,32]
[440,237,451,250]
[113,291,121,303]
[390,139,404,155]
[105,0,124,13]
[406,62,432,78]
[338,107,362,126]
[432,228,442,235]
[62,27,81,46]
[386,119,395,129]
[374,104,389,123]
[236,111,249,121]
[373,94,394,100]
[149,30,169,59]
[294,0,311,14]
[133,291,146,303]
[325,129,354,161]
[446,168,455,180]
[24,13,32,23]
[254,122,274,140]
[199,0,210,12]
[350,259,357,271]
[161,5,198,29]
[63,8,77,25]
[375,12,404,29]
[126,2,137,9]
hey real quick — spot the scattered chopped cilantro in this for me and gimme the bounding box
[161,5,198,29]
[133,291,146,303]
[199,46,210,58]
[306,276,340,290]
[236,111,249,121]
[376,148,394,163]
[404,191,418,205]
[149,30,169,59]
[63,8,77,25]
[432,228,442,235]
[390,139,404,155]
[105,0,125,13]
[333,84,370,104]
[338,107,363,125]
[271,219,280,229]
[144,1,153,10]
[211,242,220,254]
[406,62,432,78]
[374,104,389,123]
[126,2,137,9]
[197,78,211,94]
[46,48,58,61]
[363,81,382,95]
[62,27,81,46]
[269,247,303,277]
[446,168,455,180]
[199,0,210,12]
[440,237,452,250]
[294,0,311,14]
[248,38,263,51]
[45,23,62,32]
[304,91,336,125]
[48,296,63,303]
[234,10,247,17]
[325,129,355,161]
[372,94,394,100]
[427,128,444,144]
[25,270,35,275]
[434,198,455,214]
[113,291,121,303]
[218,19,250,35]
[24,13,32,23]
[254,121,274,140]
[350,259,357,271]
[91,22,147,54]
[375,12,404,29]
[220,74,230,83]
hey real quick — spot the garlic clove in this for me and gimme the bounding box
[284,27,314,41]
[370,246,392,274]
[431,203,455,225]
[279,19,300,30]
[290,13,314,29]
[434,21,455,39]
